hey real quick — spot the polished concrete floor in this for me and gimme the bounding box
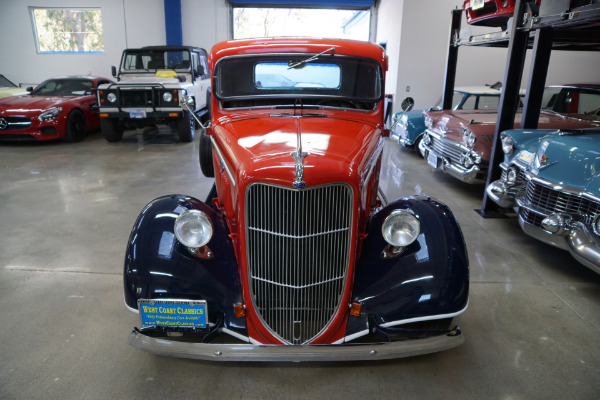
[1,126,599,399]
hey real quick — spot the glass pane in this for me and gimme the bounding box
[31,8,104,53]
[255,63,341,89]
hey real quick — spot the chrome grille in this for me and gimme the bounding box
[520,179,600,227]
[430,135,467,164]
[245,183,353,344]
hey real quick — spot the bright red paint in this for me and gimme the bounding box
[207,38,388,344]
[0,76,113,142]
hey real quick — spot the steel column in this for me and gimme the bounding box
[441,9,463,110]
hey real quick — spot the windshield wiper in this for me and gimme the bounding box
[288,47,335,69]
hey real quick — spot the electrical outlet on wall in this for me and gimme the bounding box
[406,85,410,92]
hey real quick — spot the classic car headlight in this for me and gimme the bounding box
[462,127,476,147]
[381,210,420,247]
[424,113,433,129]
[174,210,213,248]
[38,107,63,122]
[162,91,173,102]
[106,92,117,103]
[505,166,518,184]
[501,135,515,156]
[593,215,600,236]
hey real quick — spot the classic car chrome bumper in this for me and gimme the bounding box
[486,180,516,209]
[419,140,484,184]
[128,328,464,362]
[518,215,600,275]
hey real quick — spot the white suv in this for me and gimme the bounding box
[96,46,210,142]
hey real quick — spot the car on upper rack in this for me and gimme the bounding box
[0,75,28,99]
[419,84,600,184]
[95,45,210,143]
[486,123,600,275]
[390,84,509,154]
[122,37,470,362]
[0,75,113,142]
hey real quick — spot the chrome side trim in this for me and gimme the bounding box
[210,136,235,186]
[128,329,464,362]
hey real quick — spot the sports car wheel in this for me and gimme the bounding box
[101,118,124,142]
[64,109,86,142]
[177,111,196,142]
[199,130,214,177]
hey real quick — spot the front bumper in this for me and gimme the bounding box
[419,139,486,184]
[129,327,464,362]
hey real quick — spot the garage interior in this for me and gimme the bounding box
[1,1,600,399]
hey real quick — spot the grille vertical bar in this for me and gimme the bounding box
[246,183,353,344]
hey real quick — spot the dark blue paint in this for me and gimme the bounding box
[123,194,246,337]
[347,196,469,335]
[164,0,182,46]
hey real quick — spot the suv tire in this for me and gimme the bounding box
[177,111,196,142]
[101,118,124,142]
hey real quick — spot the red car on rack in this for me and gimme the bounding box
[463,0,543,29]
[0,76,112,142]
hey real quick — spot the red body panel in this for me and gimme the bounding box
[208,38,387,344]
[0,76,110,141]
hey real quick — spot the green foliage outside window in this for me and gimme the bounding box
[31,8,104,53]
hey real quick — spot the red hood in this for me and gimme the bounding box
[213,112,382,189]
[428,109,600,161]
[0,94,82,115]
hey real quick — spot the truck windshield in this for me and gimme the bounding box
[122,50,191,71]
[214,54,382,109]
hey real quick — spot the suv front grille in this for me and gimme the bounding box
[120,90,154,107]
[245,183,353,344]
[430,134,467,164]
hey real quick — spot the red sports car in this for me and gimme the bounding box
[0,76,113,142]
[463,0,538,29]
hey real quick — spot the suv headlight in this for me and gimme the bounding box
[174,210,213,248]
[38,107,63,122]
[163,91,173,102]
[462,127,476,147]
[382,210,420,247]
[106,92,117,103]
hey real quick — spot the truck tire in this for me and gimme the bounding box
[64,109,86,142]
[177,110,196,142]
[199,130,214,177]
[101,118,124,142]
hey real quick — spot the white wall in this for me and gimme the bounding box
[0,0,230,86]
[377,0,600,112]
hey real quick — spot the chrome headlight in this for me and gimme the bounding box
[593,214,600,236]
[501,135,515,156]
[174,210,213,248]
[424,113,433,129]
[162,91,173,102]
[106,92,117,103]
[38,107,63,122]
[381,210,420,247]
[462,127,476,147]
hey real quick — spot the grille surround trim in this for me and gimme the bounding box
[244,182,354,345]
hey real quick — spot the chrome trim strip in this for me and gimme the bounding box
[210,136,235,186]
[128,329,464,361]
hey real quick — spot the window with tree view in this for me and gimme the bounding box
[31,8,104,53]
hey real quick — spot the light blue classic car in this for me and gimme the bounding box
[390,85,505,154]
[487,125,600,275]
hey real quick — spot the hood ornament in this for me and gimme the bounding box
[291,114,308,189]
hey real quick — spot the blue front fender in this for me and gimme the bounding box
[123,194,246,336]
[347,196,469,335]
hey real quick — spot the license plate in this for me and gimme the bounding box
[129,109,147,118]
[471,0,485,10]
[427,152,440,168]
[138,299,207,328]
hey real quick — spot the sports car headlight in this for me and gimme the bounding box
[502,135,515,155]
[106,92,117,103]
[174,210,213,248]
[162,91,173,102]
[424,113,433,129]
[381,210,420,247]
[462,127,476,147]
[38,107,63,122]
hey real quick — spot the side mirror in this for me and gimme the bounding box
[401,97,415,112]
[111,66,117,78]
[196,65,204,76]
